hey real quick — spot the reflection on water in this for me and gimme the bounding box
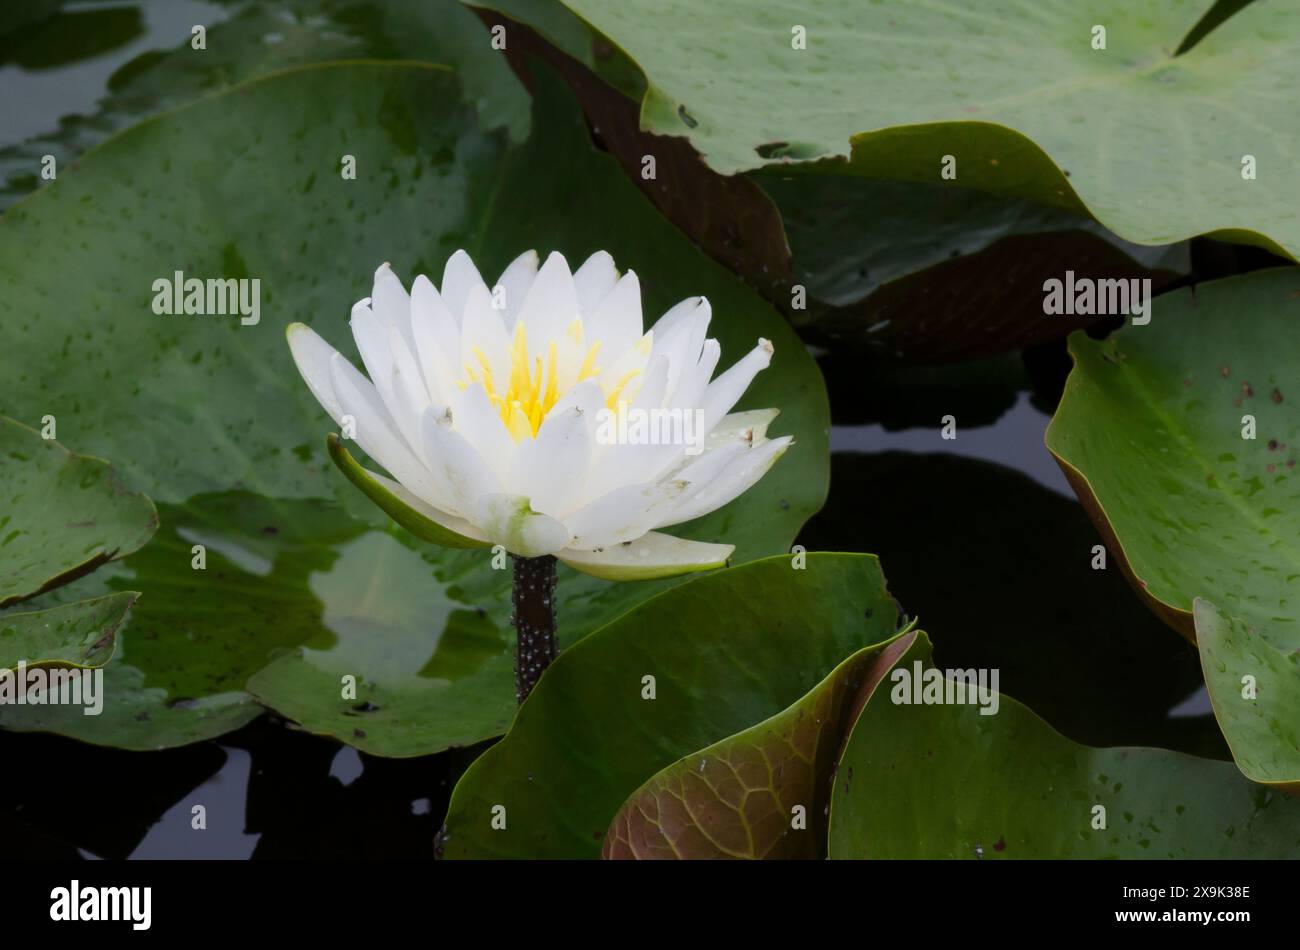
[832,391,1072,496]
[304,532,505,684]
[128,746,259,859]
[1,718,467,859]
[0,1,227,142]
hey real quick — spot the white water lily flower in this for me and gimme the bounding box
[286,249,791,580]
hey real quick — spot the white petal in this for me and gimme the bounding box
[371,263,418,359]
[328,354,448,510]
[350,302,395,402]
[651,295,707,338]
[670,338,721,411]
[597,328,653,399]
[657,435,792,527]
[494,249,539,326]
[507,400,593,517]
[420,405,502,518]
[559,532,732,581]
[707,408,779,448]
[573,250,619,316]
[583,441,679,504]
[476,494,570,557]
[589,270,642,360]
[441,249,489,321]
[361,467,489,546]
[286,323,344,423]
[514,251,580,354]
[385,360,432,456]
[387,322,434,417]
[352,304,424,453]
[562,479,689,549]
[700,338,774,434]
[628,354,670,412]
[459,283,512,390]
[410,274,461,405]
[670,440,749,488]
[650,298,710,402]
[451,382,516,476]
[547,376,605,423]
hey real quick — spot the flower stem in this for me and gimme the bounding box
[512,554,558,704]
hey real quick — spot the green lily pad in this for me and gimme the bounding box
[0,0,531,208]
[829,671,1300,858]
[1045,269,1299,784]
[440,553,906,859]
[1047,271,1300,638]
[603,629,926,859]
[0,494,360,749]
[0,416,157,607]
[1194,599,1300,790]
[472,1,1191,361]
[0,63,828,752]
[0,592,137,671]
[558,0,1300,260]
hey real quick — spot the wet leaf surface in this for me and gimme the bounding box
[0,592,137,672]
[1046,269,1300,784]
[440,554,903,859]
[0,416,156,608]
[602,630,925,859]
[560,0,1300,260]
[830,670,1300,858]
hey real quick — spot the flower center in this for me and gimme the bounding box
[457,319,644,441]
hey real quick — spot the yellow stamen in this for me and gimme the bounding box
[457,318,632,440]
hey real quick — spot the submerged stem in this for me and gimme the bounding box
[511,554,558,704]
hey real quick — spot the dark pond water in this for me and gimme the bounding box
[0,0,1282,859]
